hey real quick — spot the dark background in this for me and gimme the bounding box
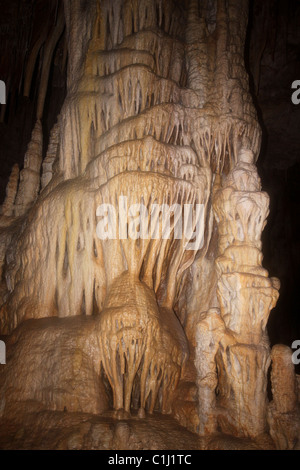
[0,0,299,356]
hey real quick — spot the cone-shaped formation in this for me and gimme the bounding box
[41,120,60,190]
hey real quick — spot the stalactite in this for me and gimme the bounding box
[41,120,60,190]
[23,31,48,98]
[14,120,43,217]
[1,164,19,217]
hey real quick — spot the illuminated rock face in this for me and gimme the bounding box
[0,0,294,448]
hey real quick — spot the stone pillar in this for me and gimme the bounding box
[196,147,279,438]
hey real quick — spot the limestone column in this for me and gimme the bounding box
[196,147,279,438]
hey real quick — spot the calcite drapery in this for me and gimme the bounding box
[0,0,288,446]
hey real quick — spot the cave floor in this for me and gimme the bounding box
[0,407,275,450]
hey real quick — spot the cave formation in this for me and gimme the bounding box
[0,0,299,450]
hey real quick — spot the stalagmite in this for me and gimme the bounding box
[1,164,19,217]
[41,121,60,190]
[36,6,65,121]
